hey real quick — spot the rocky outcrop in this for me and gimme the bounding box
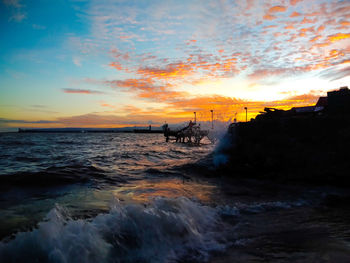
[220,115,350,186]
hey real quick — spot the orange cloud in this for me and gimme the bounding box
[109,62,123,71]
[106,78,187,102]
[290,11,301,17]
[100,103,123,111]
[325,49,344,60]
[268,6,287,13]
[263,14,276,20]
[137,62,195,79]
[328,33,350,42]
[301,17,317,24]
[300,27,314,33]
[340,20,350,26]
[186,39,197,45]
[167,92,320,122]
[317,25,325,32]
[11,90,323,128]
[138,90,188,102]
[290,0,303,6]
[310,35,321,42]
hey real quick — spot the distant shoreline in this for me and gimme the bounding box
[17,127,164,133]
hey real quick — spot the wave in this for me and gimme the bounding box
[0,194,311,262]
[0,140,37,146]
[0,163,126,188]
[218,199,309,216]
[14,156,42,162]
[0,197,228,263]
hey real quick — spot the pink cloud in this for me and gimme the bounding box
[63,89,104,94]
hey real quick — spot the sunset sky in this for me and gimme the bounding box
[1,0,349,131]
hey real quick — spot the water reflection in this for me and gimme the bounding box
[112,178,217,204]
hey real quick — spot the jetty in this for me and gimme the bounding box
[163,121,209,144]
[133,125,163,133]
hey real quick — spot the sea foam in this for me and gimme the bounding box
[0,197,227,263]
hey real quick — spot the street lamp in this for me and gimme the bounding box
[194,112,196,123]
[210,110,214,129]
[244,107,248,122]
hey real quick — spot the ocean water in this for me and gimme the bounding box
[0,132,350,262]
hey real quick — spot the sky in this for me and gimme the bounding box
[0,0,349,131]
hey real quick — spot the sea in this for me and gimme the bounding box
[0,132,349,262]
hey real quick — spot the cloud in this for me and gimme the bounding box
[327,33,350,42]
[9,12,25,22]
[268,6,286,13]
[27,105,59,114]
[55,113,166,127]
[58,92,320,127]
[3,0,26,22]
[96,0,349,93]
[32,24,46,30]
[263,14,276,20]
[309,35,321,42]
[290,11,301,17]
[100,102,118,110]
[316,25,325,33]
[73,57,82,67]
[320,65,350,81]
[137,62,196,80]
[62,89,104,94]
[290,0,303,6]
[2,0,21,7]
[0,118,59,124]
[105,78,187,102]
[248,68,290,80]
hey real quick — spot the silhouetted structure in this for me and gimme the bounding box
[163,121,209,144]
[252,87,349,123]
[224,87,350,186]
[327,86,350,114]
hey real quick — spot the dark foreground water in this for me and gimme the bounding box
[0,133,349,262]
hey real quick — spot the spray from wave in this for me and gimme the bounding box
[0,197,229,263]
[208,121,235,167]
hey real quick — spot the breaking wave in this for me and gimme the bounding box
[0,197,228,263]
[0,194,312,263]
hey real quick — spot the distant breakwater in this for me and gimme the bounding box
[18,128,163,133]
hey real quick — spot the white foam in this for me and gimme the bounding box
[0,197,227,263]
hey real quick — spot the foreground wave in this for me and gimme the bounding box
[0,197,229,263]
[0,193,315,263]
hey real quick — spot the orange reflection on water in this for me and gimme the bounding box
[112,178,217,204]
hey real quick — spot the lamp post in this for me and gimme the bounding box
[210,110,214,129]
[194,112,196,123]
[244,107,248,122]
